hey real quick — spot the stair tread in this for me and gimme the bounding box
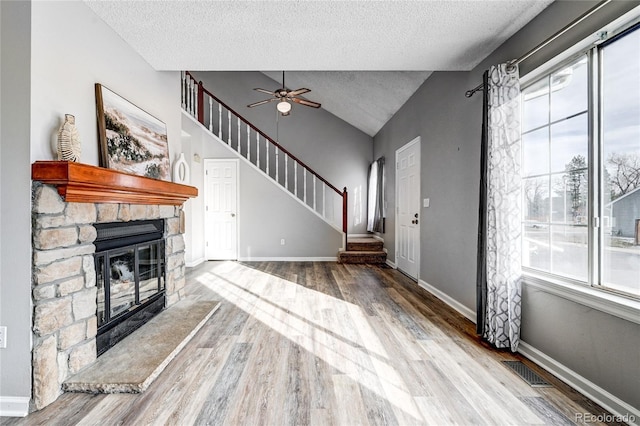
[347,237,381,243]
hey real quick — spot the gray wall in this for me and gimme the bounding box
[0,0,33,404]
[182,114,343,260]
[191,71,373,234]
[373,0,640,412]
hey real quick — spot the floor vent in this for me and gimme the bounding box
[502,361,552,387]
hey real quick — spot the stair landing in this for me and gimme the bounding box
[338,237,387,265]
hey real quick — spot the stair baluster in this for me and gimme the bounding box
[181,71,348,241]
[208,98,214,133]
[285,155,289,191]
[255,130,259,168]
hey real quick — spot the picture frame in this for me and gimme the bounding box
[95,84,170,180]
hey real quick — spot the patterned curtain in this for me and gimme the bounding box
[477,63,522,351]
[367,157,385,233]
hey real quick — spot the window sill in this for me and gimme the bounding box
[522,272,640,325]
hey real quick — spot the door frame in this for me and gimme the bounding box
[395,136,421,280]
[204,158,240,260]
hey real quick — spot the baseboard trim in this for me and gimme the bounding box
[417,279,476,323]
[414,280,638,424]
[0,396,30,417]
[185,257,205,268]
[518,341,640,425]
[238,257,337,262]
[386,259,396,268]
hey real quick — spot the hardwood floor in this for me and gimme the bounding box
[5,261,621,425]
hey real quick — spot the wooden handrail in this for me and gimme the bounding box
[183,71,349,239]
[185,71,344,197]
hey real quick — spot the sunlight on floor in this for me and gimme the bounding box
[194,261,425,423]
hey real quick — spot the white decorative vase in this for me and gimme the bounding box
[57,114,81,162]
[173,153,190,184]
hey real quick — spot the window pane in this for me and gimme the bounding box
[550,225,588,281]
[550,57,588,122]
[523,77,549,132]
[551,175,569,224]
[550,114,588,174]
[524,176,549,222]
[523,223,550,271]
[522,128,549,177]
[551,171,587,225]
[521,55,590,281]
[601,27,640,296]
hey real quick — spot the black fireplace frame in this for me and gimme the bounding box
[94,219,166,356]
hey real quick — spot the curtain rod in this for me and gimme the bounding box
[465,0,612,98]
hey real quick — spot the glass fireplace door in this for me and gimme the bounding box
[138,242,165,304]
[108,247,137,320]
[96,239,165,329]
[94,219,166,356]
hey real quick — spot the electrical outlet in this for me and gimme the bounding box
[0,326,7,349]
[280,239,286,245]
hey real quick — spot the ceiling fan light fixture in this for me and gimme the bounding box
[277,100,292,114]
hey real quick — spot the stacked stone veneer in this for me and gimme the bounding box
[31,183,187,410]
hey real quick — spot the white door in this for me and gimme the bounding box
[205,159,238,260]
[396,137,420,279]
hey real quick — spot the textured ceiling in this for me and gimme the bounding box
[85,0,553,136]
[262,71,433,136]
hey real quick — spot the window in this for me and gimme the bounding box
[521,22,640,299]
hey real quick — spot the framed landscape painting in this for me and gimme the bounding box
[95,84,170,180]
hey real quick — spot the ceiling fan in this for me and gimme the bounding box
[247,71,321,116]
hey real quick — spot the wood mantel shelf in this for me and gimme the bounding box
[32,161,198,205]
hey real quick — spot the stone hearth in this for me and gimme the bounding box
[30,182,188,410]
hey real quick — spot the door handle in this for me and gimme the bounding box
[414,213,419,218]
[412,219,419,224]
[231,213,236,217]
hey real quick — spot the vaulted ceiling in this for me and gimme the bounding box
[85,0,553,136]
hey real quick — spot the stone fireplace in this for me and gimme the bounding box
[30,161,197,411]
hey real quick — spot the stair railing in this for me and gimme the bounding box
[181,71,348,247]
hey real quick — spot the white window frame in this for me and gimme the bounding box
[519,6,640,324]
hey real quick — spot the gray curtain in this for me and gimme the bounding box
[477,63,523,351]
[367,157,385,233]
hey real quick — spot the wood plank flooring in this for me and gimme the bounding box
[4,261,622,425]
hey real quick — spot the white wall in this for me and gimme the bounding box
[180,129,206,266]
[1,0,182,415]
[31,1,181,165]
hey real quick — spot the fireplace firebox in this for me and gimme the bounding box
[94,219,166,356]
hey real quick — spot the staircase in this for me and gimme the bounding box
[338,237,387,265]
[181,71,348,250]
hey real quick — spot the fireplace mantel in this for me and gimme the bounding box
[32,161,197,205]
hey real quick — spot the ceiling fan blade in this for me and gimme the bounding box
[254,88,276,95]
[288,88,311,97]
[247,98,277,108]
[292,98,321,108]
